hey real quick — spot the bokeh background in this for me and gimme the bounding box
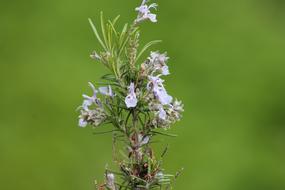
[1,0,285,189]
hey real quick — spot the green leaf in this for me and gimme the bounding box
[100,12,109,50]
[94,81,120,86]
[88,18,107,51]
[108,20,118,36]
[151,130,178,137]
[136,40,162,62]
[160,144,169,158]
[120,23,128,43]
[92,129,119,135]
[101,73,117,81]
[119,23,128,48]
[112,15,120,26]
[107,23,112,50]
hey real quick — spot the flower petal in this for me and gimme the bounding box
[125,95,138,108]
[161,65,170,75]
[158,107,167,120]
[148,14,157,22]
[78,118,87,127]
[156,88,173,105]
[99,86,109,95]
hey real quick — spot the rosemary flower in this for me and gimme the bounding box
[158,106,167,120]
[99,85,114,97]
[149,51,170,75]
[78,118,87,128]
[106,173,116,190]
[125,82,138,108]
[141,51,170,76]
[78,82,106,127]
[147,76,173,105]
[82,82,100,110]
[79,108,107,127]
[90,50,101,61]
[135,3,157,23]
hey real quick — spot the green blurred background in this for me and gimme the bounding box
[1,0,285,189]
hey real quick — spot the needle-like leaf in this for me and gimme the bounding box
[88,18,107,51]
[136,40,162,61]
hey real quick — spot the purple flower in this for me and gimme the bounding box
[106,173,116,190]
[78,118,87,128]
[90,51,101,60]
[125,82,138,108]
[150,52,169,64]
[82,82,101,110]
[155,87,173,105]
[138,134,150,146]
[99,85,114,97]
[147,76,173,105]
[158,107,167,120]
[149,51,170,75]
[161,65,170,75]
[135,3,157,23]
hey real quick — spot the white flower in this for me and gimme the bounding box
[147,76,173,105]
[168,99,184,121]
[78,118,87,128]
[137,134,150,146]
[142,52,170,76]
[158,107,167,120]
[150,51,169,64]
[78,82,107,128]
[156,87,173,105]
[99,85,114,97]
[172,100,184,112]
[82,99,92,111]
[147,75,163,90]
[149,51,170,75]
[148,14,157,22]
[161,65,170,75]
[90,51,101,60]
[106,173,116,190]
[78,108,107,128]
[125,82,138,108]
[82,82,98,110]
[135,3,157,23]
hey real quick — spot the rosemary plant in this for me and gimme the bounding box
[77,0,184,189]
